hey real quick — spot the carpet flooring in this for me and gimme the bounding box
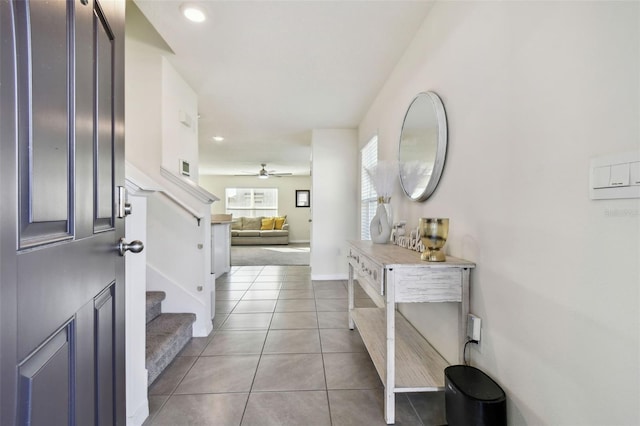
[231,243,310,266]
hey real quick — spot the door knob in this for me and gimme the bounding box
[118,238,144,256]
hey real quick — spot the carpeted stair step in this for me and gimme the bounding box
[146,291,166,324]
[146,312,196,386]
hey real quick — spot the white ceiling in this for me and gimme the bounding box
[133,0,432,176]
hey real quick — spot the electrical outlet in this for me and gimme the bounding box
[467,314,482,343]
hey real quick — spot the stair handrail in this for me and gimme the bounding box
[157,191,202,221]
[125,161,220,223]
[159,166,218,204]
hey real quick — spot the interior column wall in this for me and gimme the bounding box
[311,129,359,279]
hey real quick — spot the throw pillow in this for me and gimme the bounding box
[231,217,243,230]
[261,217,275,230]
[243,217,262,230]
[274,216,287,230]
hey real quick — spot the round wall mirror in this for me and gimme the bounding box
[398,91,448,202]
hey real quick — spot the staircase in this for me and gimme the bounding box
[145,291,196,385]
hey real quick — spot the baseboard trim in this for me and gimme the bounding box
[311,273,348,281]
[127,398,149,426]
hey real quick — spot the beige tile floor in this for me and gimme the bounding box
[144,265,446,426]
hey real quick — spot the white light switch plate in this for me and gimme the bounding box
[590,151,640,199]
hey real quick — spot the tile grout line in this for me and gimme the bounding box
[314,277,335,426]
[211,269,263,425]
[237,268,279,426]
[406,393,427,426]
[147,344,203,424]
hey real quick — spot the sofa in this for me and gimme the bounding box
[231,216,289,245]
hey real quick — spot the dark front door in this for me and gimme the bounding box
[1,0,126,424]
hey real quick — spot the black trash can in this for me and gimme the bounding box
[444,365,506,426]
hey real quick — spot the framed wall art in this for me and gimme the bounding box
[295,190,310,207]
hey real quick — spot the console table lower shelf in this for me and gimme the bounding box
[351,307,449,391]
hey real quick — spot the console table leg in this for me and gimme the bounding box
[385,269,396,424]
[459,268,470,363]
[384,387,395,424]
[348,263,355,330]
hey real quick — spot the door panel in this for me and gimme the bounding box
[27,0,70,224]
[95,284,116,426]
[94,5,115,231]
[14,0,72,247]
[18,321,73,426]
[75,300,97,426]
[76,0,98,239]
[17,233,115,359]
[1,0,126,424]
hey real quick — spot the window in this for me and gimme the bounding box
[361,136,378,240]
[226,188,278,217]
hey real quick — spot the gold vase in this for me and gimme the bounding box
[419,218,449,262]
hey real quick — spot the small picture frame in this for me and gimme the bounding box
[295,190,310,208]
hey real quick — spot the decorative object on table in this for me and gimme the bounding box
[418,218,449,261]
[295,189,310,207]
[390,221,407,244]
[365,160,398,243]
[391,221,437,253]
[398,91,448,202]
[393,231,425,252]
[369,205,391,244]
[394,221,407,236]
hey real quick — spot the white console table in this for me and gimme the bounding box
[347,240,475,424]
[211,220,231,277]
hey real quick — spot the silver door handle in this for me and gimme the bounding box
[118,238,144,256]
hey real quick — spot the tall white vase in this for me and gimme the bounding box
[370,203,392,244]
[382,202,393,229]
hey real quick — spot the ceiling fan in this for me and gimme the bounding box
[237,163,293,179]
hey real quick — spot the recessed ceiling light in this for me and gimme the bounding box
[180,3,206,23]
[212,136,224,142]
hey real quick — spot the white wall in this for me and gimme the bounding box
[124,1,163,178]
[200,174,312,243]
[311,129,359,279]
[359,2,639,425]
[161,57,200,180]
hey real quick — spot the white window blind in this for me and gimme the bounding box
[226,188,278,217]
[361,136,378,240]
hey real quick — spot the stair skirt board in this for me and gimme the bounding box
[146,312,196,385]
